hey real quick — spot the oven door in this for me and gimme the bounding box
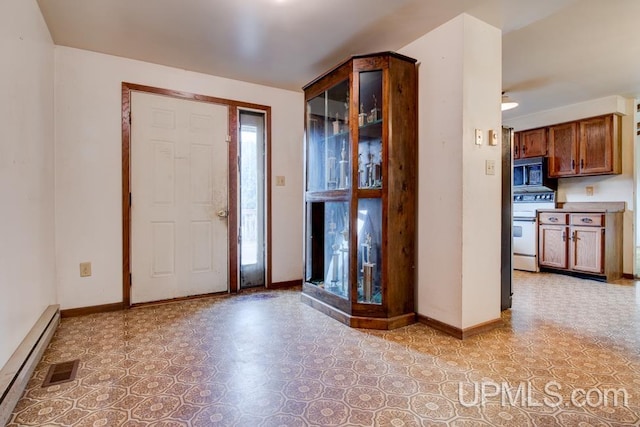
[513,216,538,272]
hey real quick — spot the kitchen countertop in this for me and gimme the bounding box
[537,201,625,213]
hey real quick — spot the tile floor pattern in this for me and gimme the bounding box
[7,271,640,426]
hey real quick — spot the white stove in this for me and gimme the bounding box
[513,192,556,272]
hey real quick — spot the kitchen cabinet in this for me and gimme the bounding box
[547,114,621,177]
[301,52,417,330]
[538,208,622,282]
[538,213,568,269]
[514,127,547,159]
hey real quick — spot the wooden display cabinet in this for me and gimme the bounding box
[301,52,417,330]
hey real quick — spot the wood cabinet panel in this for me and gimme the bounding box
[579,115,618,175]
[545,114,620,178]
[539,225,568,269]
[537,210,621,281]
[570,213,604,227]
[539,212,567,225]
[548,122,578,177]
[570,226,604,273]
[515,128,547,159]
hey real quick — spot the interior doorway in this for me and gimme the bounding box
[239,110,267,289]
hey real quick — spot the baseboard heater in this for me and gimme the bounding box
[0,305,60,425]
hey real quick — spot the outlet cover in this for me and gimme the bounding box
[275,176,285,186]
[475,129,483,145]
[80,262,92,277]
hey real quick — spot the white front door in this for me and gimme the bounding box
[131,91,229,304]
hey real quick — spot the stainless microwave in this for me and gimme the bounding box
[513,156,557,192]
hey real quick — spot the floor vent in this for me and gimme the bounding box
[42,360,79,387]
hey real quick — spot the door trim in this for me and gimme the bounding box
[122,82,272,308]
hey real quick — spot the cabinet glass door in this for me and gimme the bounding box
[357,70,383,189]
[305,201,350,299]
[306,79,350,192]
[356,198,382,304]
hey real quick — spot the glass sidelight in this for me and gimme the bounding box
[239,110,266,288]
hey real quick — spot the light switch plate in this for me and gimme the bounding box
[275,176,285,186]
[485,160,496,175]
[475,129,483,145]
[489,129,498,146]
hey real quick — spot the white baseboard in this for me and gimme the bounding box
[0,305,60,425]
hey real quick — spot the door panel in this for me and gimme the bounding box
[131,91,229,303]
[570,226,604,273]
[539,225,568,269]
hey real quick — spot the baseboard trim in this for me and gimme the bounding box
[61,302,124,318]
[622,273,634,280]
[269,279,302,289]
[0,305,60,425]
[417,314,503,340]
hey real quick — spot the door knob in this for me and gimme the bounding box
[217,209,229,218]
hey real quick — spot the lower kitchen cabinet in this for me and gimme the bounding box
[538,210,622,282]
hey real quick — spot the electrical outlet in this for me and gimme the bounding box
[80,262,92,277]
[275,176,285,186]
[586,186,594,196]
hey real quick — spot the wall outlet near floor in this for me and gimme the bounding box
[79,262,92,277]
[275,175,286,186]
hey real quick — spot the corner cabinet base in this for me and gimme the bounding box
[300,292,415,330]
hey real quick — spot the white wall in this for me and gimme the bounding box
[55,47,304,310]
[0,0,56,367]
[400,14,502,329]
[505,96,634,275]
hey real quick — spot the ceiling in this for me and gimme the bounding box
[37,0,640,119]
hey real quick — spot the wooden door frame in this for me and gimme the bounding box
[122,82,272,307]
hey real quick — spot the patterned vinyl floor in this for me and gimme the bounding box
[7,271,640,426]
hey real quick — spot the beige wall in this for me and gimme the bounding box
[505,96,634,275]
[0,0,56,367]
[400,14,502,329]
[54,47,304,310]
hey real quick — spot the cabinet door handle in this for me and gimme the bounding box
[515,145,518,157]
[571,159,575,170]
[562,231,566,242]
[580,217,593,224]
[571,231,578,241]
[549,217,558,222]
[523,144,526,155]
[581,159,584,169]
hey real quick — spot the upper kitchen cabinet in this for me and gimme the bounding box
[547,114,621,178]
[548,122,578,177]
[514,127,547,159]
